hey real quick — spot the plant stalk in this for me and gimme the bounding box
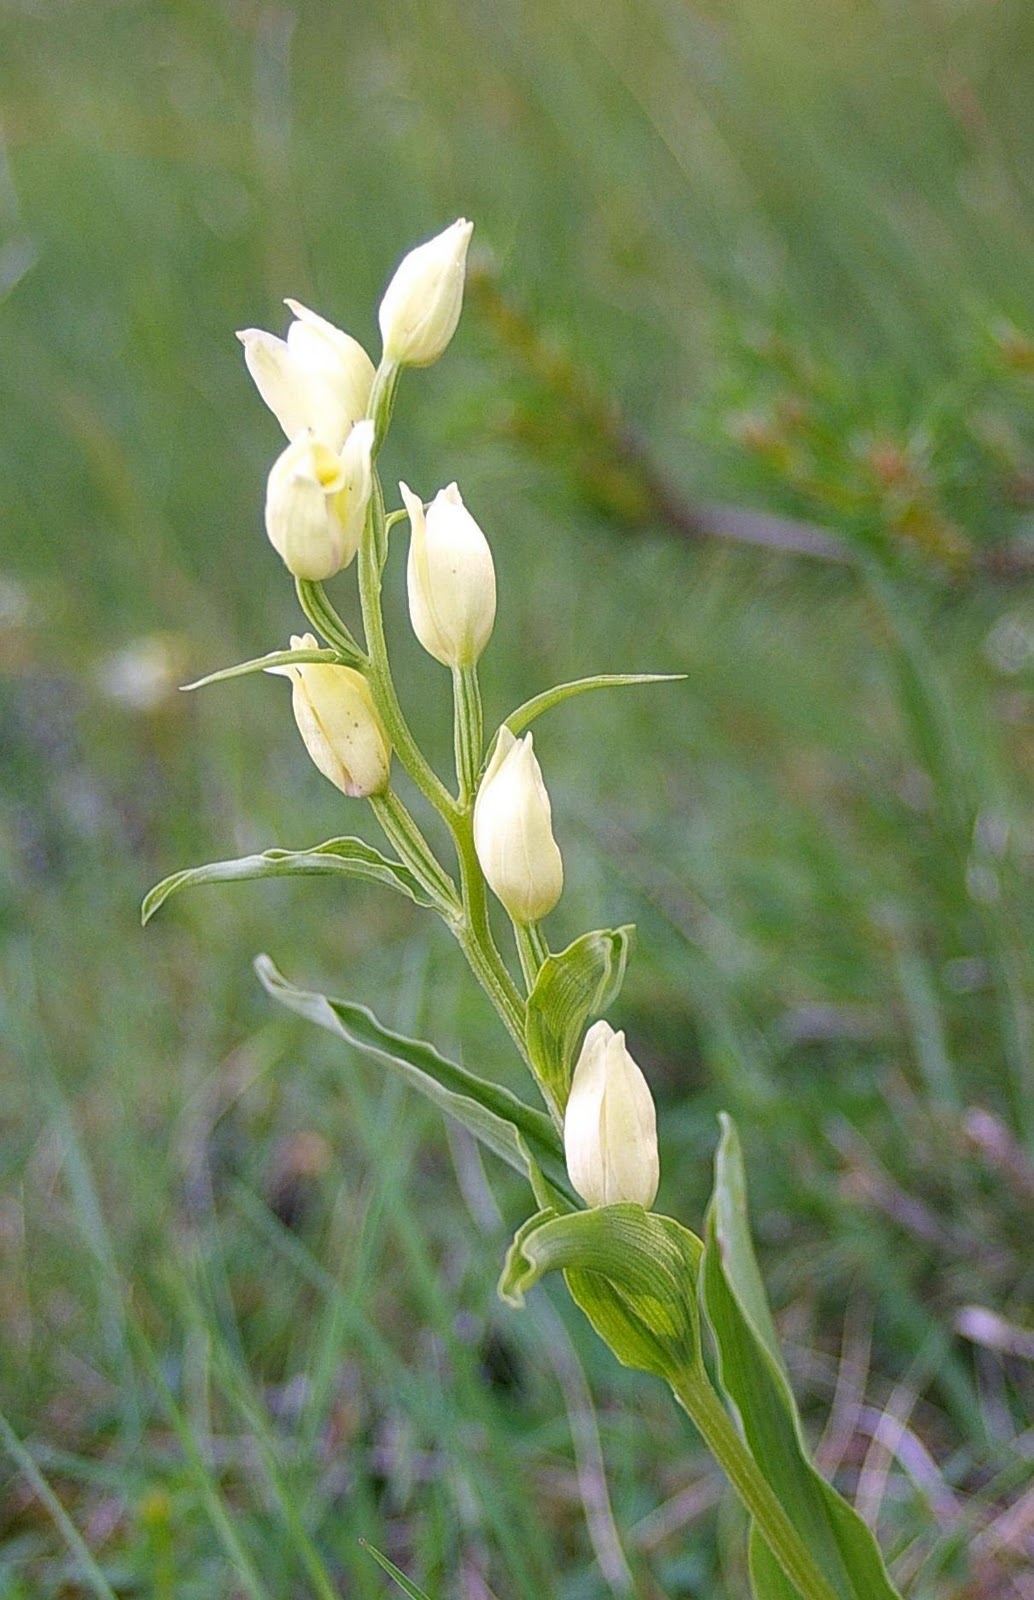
[451,808,534,1070]
[294,578,366,667]
[452,664,483,806]
[353,460,531,1075]
[368,359,400,455]
[672,1370,842,1600]
[358,477,460,825]
[370,790,459,915]
[515,922,549,993]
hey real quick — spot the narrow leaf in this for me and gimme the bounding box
[499,1204,704,1385]
[360,1541,435,1600]
[526,926,635,1111]
[703,1115,902,1600]
[255,955,566,1191]
[181,647,341,690]
[710,1114,787,1376]
[0,1408,119,1600]
[142,838,435,925]
[505,673,685,737]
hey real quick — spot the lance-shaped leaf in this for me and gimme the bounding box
[525,926,635,1112]
[499,1203,704,1385]
[180,646,345,691]
[142,838,436,925]
[360,1542,435,1600]
[702,1116,902,1600]
[505,673,684,739]
[255,955,567,1193]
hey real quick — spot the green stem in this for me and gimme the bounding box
[357,362,554,1116]
[354,468,532,1079]
[295,578,366,667]
[672,1371,841,1600]
[452,664,483,805]
[370,790,459,916]
[368,359,400,455]
[452,809,532,1069]
[515,922,549,993]
[358,477,459,825]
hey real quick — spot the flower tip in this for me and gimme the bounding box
[379,219,475,367]
[473,723,562,922]
[399,481,424,518]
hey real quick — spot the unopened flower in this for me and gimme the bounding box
[564,1021,659,1209]
[400,481,496,668]
[267,633,390,797]
[378,219,473,368]
[237,301,374,451]
[264,421,374,580]
[473,727,563,923]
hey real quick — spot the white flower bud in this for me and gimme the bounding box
[473,727,563,923]
[268,633,390,798]
[378,219,473,368]
[264,421,374,580]
[237,301,375,451]
[564,1021,659,1209]
[400,481,496,668]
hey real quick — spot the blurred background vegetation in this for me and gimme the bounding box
[1,0,1032,1594]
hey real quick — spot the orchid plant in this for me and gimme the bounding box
[146,221,905,1600]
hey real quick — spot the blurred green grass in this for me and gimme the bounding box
[1,0,1032,1595]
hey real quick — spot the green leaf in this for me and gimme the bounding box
[359,1541,435,1600]
[180,647,342,690]
[255,955,567,1192]
[525,926,635,1111]
[142,838,436,925]
[499,1204,704,1385]
[505,673,685,737]
[703,1116,902,1600]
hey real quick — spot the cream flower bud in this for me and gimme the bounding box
[400,481,496,668]
[268,633,390,798]
[473,727,563,923]
[237,301,375,451]
[378,219,473,368]
[264,421,374,580]
[564,1021,659,1210]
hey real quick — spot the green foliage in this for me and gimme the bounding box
[500,1205,705,1384]
[254,955,566,1190]
[361,1543,436,1600]
[142,837,439,923]
[505,673,685,739]
[525,925,635,1110]
[703,1119,900,1599]
[181,646,344,690]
